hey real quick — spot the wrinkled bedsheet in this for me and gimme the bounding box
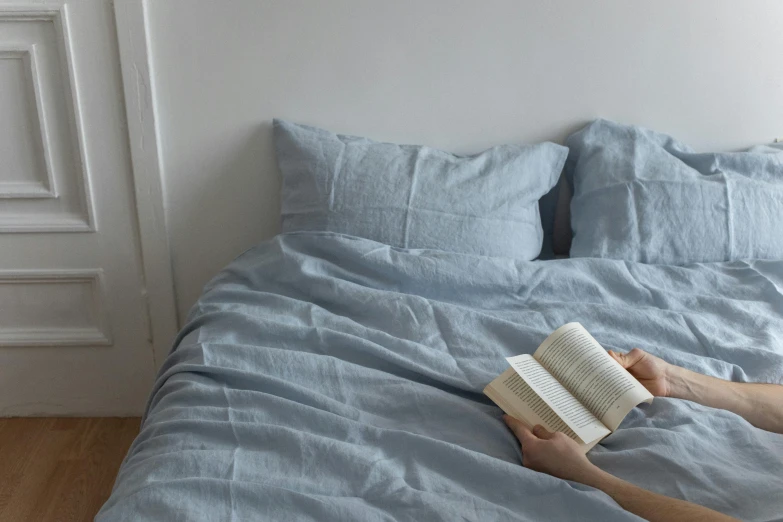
[98,232,783,521]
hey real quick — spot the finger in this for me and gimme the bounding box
[532,424,555,440]
[610,349,631,367]
[503,414,526,437]
[503,416,537,445]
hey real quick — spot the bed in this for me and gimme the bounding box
[97,120,783,521]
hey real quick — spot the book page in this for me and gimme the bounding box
[534,323,653,431]
[505,355,611,444]
[484,368,580,440]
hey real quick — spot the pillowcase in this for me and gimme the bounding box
[274,120,568,260]
[566,119,783,264]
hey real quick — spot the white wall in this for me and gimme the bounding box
[148,0,783,325]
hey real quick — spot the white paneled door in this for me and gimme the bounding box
[0,1,173,415]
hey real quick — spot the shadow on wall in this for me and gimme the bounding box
[172,121,280,325]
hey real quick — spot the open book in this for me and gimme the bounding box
[484,322,653,452]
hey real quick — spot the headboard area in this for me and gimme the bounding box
[144,0,783,324]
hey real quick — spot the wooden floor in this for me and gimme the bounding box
[0,417,140,522]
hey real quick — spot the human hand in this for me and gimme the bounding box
[608,348,672,397]
[503,415,600,485]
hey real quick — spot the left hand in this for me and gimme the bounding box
[608,348,673,397]
[503,415,601,484]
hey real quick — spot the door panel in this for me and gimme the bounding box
[0,1,158,415]
[0,5,93,231]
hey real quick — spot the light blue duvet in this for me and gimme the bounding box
[98,232,783,521]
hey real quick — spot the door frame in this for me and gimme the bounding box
[114,0,178,369]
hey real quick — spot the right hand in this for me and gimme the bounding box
[608,348,672,397]
[503,416,601,485]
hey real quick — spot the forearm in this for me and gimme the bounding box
[667,365,783,433]
[580,469,738,522]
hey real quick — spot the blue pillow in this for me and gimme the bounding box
[274,120,568,260]
[566,119,783,264]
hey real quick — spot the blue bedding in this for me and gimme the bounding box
[98,232,783,521]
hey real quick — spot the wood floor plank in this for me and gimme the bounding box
[71,418,136,520]
[0,417,140,522]
[2,420,82,522]
[0,419,52,515]
[27,460,79,522]
[52,417,81,431]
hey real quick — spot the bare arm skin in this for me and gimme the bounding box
[609,348,783,434]
[503,417,739,522]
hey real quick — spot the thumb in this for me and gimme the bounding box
[623,348,648,367]
[609,349,642,369]
[532,424,555,440]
